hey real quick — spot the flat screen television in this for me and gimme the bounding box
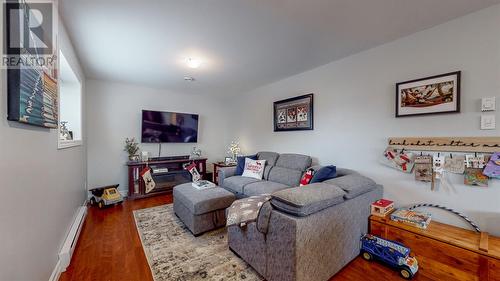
[141,110,199,143]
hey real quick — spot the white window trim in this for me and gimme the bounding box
[58,139,83,149]
[57,83,83,149]
[58,50,83,150]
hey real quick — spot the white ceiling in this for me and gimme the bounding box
[60,0,500,97]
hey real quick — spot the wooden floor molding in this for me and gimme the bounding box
[59,195,426,281]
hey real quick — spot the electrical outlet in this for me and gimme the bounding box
[481,115,496,130]
[481,97,496,111]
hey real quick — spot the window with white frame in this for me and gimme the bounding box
[58,50,82,149]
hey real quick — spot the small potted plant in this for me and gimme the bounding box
[124,138,140,161]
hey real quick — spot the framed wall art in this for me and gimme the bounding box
[6,0,59,128]
[274,94,313,131]
[396,71,460,117]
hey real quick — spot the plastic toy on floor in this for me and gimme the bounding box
[360,234,419,279]
[89,184,123,208]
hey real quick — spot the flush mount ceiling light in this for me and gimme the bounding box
[184,76,195,82]
[185,57,202,69]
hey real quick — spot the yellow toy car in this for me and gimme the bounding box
[89,184,123,208]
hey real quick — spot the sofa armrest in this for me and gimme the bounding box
[218,166,237,187]
[324,173,376,199]
[335,168,359,177]
[270,183,346,217]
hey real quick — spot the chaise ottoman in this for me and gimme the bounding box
[173,182,236,235]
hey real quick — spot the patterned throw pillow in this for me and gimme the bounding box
[300,168,315,186]
[242,158,266,180]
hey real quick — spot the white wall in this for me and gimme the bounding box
[0,12,87,281]
[227,5,500,235]
[86,80,228,194]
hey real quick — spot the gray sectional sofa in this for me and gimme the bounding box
[218,151,383,281]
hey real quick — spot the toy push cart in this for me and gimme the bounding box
[360,234,418,279]
[89,184,123,208]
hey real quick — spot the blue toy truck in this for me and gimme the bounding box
[360,234,418,279]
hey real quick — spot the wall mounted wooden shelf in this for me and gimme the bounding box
[388,137,500,153]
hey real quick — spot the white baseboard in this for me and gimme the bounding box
[49,203,87,281]
[58,206,87,272]
[48,259,62,281]
[119,189,128,198]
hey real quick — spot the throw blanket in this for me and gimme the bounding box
[226,195,271,227]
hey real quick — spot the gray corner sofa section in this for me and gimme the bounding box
[218,151,383,281]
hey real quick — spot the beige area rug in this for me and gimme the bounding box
[133,204,264,281]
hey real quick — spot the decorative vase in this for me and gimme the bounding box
[129,155,139,162]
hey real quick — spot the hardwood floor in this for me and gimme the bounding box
[59,195,425,281]
[59,196,170,281]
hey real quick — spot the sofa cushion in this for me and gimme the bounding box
[244,181,290,197]
[257,151,279,166]
[276,153,312,171]
[262,165,273,180]
[235,154,257,176]
[173,183,235,215]
[268,166,303,187]
[310,165,337,183]
[324,174,376,199]
[270,182,346,216]
[223,176,262,194]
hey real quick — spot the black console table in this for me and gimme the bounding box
[127,156,207,199]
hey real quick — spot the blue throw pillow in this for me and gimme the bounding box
[310,165,337,183]
[235,154,258,175]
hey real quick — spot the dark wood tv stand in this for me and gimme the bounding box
[127,157,207,199]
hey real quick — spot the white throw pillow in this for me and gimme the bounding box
[242,158,266,180]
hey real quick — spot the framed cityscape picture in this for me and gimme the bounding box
[274,94,313,131]
[396,71,460,117]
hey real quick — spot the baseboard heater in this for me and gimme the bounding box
[59,206,87,271]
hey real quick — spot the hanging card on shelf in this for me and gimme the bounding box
[464,167,488,187]
[466,154,487,169]
[433,155,445,179]
[380,148,415,173]
[444,155,466,174]
[414,155,433,182]
[483,152,500,179]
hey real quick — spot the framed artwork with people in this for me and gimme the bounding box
[274,94,314,131]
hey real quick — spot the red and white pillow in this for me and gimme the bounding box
[300,168,315,186]
[242,158,266,180]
